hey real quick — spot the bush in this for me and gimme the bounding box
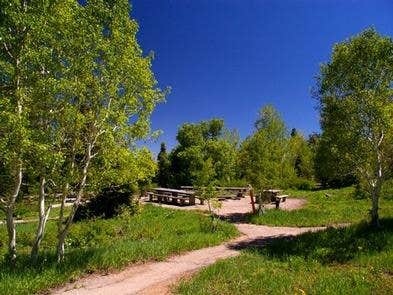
[289,178,316,190]
[381,179,393,200]
[218,178,249,187]
[353,182,368,200]
[74,185,139,221]
[353,178,393,200]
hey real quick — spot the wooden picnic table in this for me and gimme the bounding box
[180,186,251,198]
[263,189,282,194]
[148,188,197,206]
[155,188,196,195]
[249,188,288,213]
[262,189,287,209]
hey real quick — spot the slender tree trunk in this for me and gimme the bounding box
[370,149,383,227]
[31,177,52,261]
[56,227,67,263]
[5,162,22,264]
[257,191,265,216]
[370,185,380,227]
[56,143,92,263]
[57,184,68,231]
[56,186,68,263]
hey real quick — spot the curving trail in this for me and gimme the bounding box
[53,198,319,295]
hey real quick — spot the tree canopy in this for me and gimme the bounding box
[317,28,393,226]
[239,105,294,190]
[170,119,239,187]
[0,0,165,262]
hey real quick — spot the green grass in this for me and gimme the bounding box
[176,218,393,295]
[0,200,72,221]
[248,187,393,227]
[0,205,238,295]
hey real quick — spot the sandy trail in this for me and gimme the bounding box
[53,197,313,295]
[141,195,307,217]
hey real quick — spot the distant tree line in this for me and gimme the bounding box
[156,108,317,191]
[156,29,393,227]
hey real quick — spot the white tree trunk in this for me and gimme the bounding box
[370,148,383,227]
[370,183,381,227]
[5,163,22,264]
[31,177,52,261]
[56,143,92,263]
[257,193,265,215]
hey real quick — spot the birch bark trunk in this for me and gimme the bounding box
[5,163,22,264]
[31,177,52,261]
[56,143,92,262]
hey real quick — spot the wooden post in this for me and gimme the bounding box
[250,189,256,214]
[275,198,280,209]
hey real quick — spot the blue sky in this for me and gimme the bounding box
[132,0,393,155]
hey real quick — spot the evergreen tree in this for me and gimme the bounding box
[157,143,171,187]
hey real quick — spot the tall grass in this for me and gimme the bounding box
[176,219,393,294]
[248,187,393,226]
[0,205,238,294]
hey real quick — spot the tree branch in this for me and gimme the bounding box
[3,42,14,59]
[357,167,374,190]
[377,131,384,147]
[0,196,8,212]
[91,152,99,159]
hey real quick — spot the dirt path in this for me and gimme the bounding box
[141,196,307,216]
[53,198,312,295]
[54,223,322,295]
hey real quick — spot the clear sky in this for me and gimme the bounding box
[132,0,393,155]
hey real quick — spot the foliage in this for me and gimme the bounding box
[156,142,172,187]
[74,185,139,221]
[0,205,238,294]
[289,131,314,180]
[0,0,51,263]
[248,187,393,227]
[314,134,357,188]
[194,158,223,231]
[176,219,393,295]
[380,178,393,201]
[289,178,316,191]
[238,105,295,191]
[170,119,239,187]
[1,0,165,263]
[317,28,393,225]
[355,178,393,201]
[89,146,157,193]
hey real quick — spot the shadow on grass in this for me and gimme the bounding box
[0,247,97,276]
[219,212,250,223]
[227,218,393,265]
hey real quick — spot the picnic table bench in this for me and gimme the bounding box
[272,194,288,209]
[147,188,198,206]
[180,186,251,198]
[250,189,289,212]
[262,189,289,209]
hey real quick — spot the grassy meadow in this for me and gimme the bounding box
[248,187,393,227]
[176,218,393,295]
[0,205,238,295]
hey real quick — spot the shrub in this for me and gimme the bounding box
[353,178,393,200]
[381,179,393,200]
[74,185,139,221]
[353,182,368,200]
[218,178,249,187]
[289,178,316,190]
